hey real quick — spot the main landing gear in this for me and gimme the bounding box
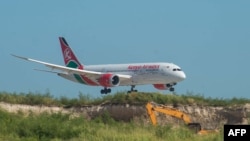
[127,85,138,93]
[101,85,138,94]
[101,87,111,94]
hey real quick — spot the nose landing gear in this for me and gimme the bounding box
[127,85,138,93]
[167,83,176,92]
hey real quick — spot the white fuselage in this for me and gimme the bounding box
[83,62,186,86]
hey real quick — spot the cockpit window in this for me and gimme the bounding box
[173,68,182,71]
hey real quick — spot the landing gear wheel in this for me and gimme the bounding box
[100,88,111,94]
[169,87,175,92]
[166,83,176,92]
[107,88,111,93]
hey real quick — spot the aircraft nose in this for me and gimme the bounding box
[181,72,186,80]
[177,72,186,81]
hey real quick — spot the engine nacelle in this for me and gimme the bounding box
[153,84,170,90]
[98,73,120,87]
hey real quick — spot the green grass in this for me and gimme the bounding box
[0,109,223,141]
[1,91,250,106]
[0,91,248,140]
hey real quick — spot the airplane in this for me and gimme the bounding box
[12,37,186,94]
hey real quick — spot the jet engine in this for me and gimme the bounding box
[98,73,120,87]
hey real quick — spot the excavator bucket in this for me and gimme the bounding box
[187,123,202,133]
[187,123,219,135]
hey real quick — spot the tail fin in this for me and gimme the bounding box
[59,37,84,69]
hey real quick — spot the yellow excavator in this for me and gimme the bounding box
[146,102,217,135]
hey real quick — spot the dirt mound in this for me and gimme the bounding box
[0,102,249,129]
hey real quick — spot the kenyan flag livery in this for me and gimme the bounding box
[59,37,97,85]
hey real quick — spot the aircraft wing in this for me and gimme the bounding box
[11,54,132,81]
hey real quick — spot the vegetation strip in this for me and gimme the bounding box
[0,91,249,140]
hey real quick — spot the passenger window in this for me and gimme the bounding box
[173,69,176,71]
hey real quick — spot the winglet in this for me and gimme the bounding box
[11,54,29,61]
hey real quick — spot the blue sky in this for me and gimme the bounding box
[1,0,250,99]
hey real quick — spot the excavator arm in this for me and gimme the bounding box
[146,102,158,125]
[146,102,192,125]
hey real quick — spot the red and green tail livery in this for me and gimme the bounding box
[59,37,97,86]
